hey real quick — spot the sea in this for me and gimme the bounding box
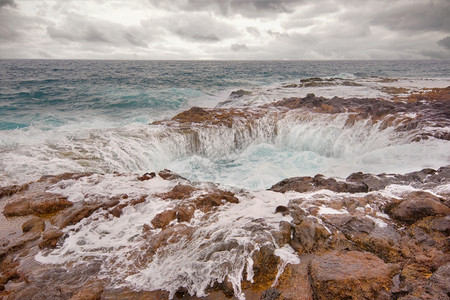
[1,60,449,190]
[2,59,450,298]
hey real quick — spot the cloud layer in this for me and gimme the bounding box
[0,0,449,59]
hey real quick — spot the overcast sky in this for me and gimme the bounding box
[1,0,449,60]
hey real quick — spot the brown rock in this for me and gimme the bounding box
[310,251,396,299]
[40,227,64,248]
[22,217,45,233]
[425,263,450,299]
[430,216,450,233]
[176,205,195,223]
[159,184,196,200]
[250,245,280,289]
[390,192,450,224]
[275,206,289,216]
[137,172,155,181]
[3,193,72,217]
[195,190,239,212]
[290,218,331,253]
[52,203,103,229]
[158,169,187,181]
[270,175,368,194]
[151,209,177,228]
[69,281,104,300]
[0,183,29,199]
[275,255,314,300]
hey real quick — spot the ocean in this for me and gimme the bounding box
[1,60,449,189]
[1,59,450,299]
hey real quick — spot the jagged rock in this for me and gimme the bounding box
[424,263,450,299]
[159,184,196,200]
[39,227,64,249]
[290,218,331,253]
[37,172,94,184]
[158,169,187,181]
[275,255,314,300]
[229,89,251,98]
[195,190,239,212]
[176,204,195,223]
[430,216,450,233]
[388,192,450,224]
[275,205,289,216]
[310,251,397,299]
[261,288,281,300]
[3,193,72,217]
[322,215,375,235]
[51,203,103,229]
[151,209,177,228]
[270,174,368,194]
[250,245,280,289]
[137,172,155,181]
[69,281,104,300]
[0,183,29,199]
[22,217,45,233]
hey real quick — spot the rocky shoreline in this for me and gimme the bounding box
[1,88,449,300]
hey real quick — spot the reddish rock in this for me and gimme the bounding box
[137,172,155,181]
[176,205,195,223]
[195,191,239,212]
[310,251,396,299]
[270,174,368,194]
[3,193,72,217]
[249,245,280,290]
[51,202,109,229]
[39,227,64,248]
[0,183,29,199]
[389,192,450,224]
[151,209,177,228]
[290,218,331,254]
[158,169,187,181]
[69,281,104,300]
[159,184,196,200]
[22,217,45,233]
[275,256,314,300]
[38,172,93,184]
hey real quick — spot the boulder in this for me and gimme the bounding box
[270,175,368,194]
[290,218,331,253]
[310,251,397,299]
[22,217,45,233]
[389,192,450,224]
[39,227,64,249]
[3,194,72,217]
[151,209,177,228]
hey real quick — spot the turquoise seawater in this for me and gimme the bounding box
[1,60,449,189]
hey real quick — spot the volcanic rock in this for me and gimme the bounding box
[388,192,450,224]
[151,209,177,228]
[39,227,64,249]
[21,217,45,233]
[310,251,397,299]
[3,193,72,217]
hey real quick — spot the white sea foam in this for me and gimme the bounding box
[36,175,296,298]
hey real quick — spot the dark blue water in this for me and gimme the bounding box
[1,60,449,130]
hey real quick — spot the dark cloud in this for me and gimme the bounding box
[371,1,450,33]
[231,43,248,51]
[47,15,149,48]
[0,0,16,8]
[147,12,238,43]
[437,36,450,50]
[148,0,300,18]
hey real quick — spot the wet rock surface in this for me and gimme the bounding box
[1,88,449,299]
[0,165,448,299]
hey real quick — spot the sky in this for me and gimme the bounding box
[0,0,449,60]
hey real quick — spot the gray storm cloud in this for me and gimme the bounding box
[0,0,449,59]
